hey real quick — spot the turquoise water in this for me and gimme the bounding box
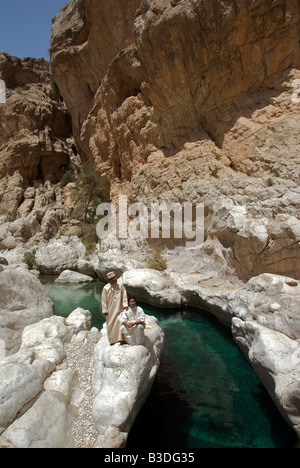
[41,277,297,449]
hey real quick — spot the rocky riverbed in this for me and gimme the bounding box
[0,233,300,446]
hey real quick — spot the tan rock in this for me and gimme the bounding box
[0,52,75,215]
[50,0,142,149]
[49,0,300,282]
[51,0,300,182]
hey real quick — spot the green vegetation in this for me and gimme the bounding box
[76,163,107,224]
[146,244,167,271]
[50,79,60,103]
[22,250,37,269]
[60,169,74,188]
[5,209,18,222]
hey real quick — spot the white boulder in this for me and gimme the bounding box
[55,270,94,284]
[1,369,83,448]
[93,234,149,280]
[229,274,300,438]
[232,318,300,437]
[122,268,182,308]
[0,308,92,447]
[0,266,54,356]
[92,314,164,448]
[34,236,87,275]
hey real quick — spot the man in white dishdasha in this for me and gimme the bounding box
[101,271,128,345]
[121,296,145,345]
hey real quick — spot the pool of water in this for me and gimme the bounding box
[41,277,298,448]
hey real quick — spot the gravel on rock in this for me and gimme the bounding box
[65,334,100,448]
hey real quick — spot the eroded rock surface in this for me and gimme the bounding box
[50,0,300,281]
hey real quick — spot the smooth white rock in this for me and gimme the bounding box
[34,236,86,274]
[1,369,83,448]
[92,314,164,448]
[0,266,54,355]
[232,318,300,436]
[122,269,182,308]
[0,308,91,445]
[55,270,94,284]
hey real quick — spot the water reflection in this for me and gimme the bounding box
[41,276,104,329]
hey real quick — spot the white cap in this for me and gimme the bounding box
[107,271,116,279]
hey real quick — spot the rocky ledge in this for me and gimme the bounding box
[93,316,164,448]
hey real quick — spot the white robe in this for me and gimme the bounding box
[121,306,145,346]
[101,280,128,344]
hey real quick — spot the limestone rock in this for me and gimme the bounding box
[0,171,24,215]
[93,234,150,280]
[0,52,76,216]
[92,314,164,448]
[122,268,182,308]
[77,258,97,277]
[65,307,92,332]
[55,270,94,284]
[0,79,6,103]
[0,266,54,356]
[51,0,300,182]
[1,369,83,448]
[50,0,300,283]
[35,236,87,275]
[50,0,142,148]
[0,308,92,447]
[232,318,300,437]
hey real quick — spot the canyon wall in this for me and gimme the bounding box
[0,52,76,215]
[50,0,300,179]
[0,0,299,279]
[50,0,300,280]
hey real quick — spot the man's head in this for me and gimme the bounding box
[128,297,137,309]
[107,271,117,284]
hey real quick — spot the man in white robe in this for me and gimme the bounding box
[101,271,128,345]
[121,297,145,346]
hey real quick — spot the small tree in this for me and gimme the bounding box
[76,163,106,223]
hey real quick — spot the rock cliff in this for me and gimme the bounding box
[51,0,300,179]
[50,0,300,280]
[0,52,77,216]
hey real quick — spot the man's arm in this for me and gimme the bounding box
[122,284,128,310]
[137,306,145,323]
[101,287,108,315]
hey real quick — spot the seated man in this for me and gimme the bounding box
[121,296,145,345]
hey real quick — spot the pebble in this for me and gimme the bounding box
[65,333,100,448]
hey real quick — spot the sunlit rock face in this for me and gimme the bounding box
[0,52,75,215]
[0,53,73,183]
[51,0,300,181]
[51,0,300,280]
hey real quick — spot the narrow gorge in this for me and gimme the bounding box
[0,0,300,448]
